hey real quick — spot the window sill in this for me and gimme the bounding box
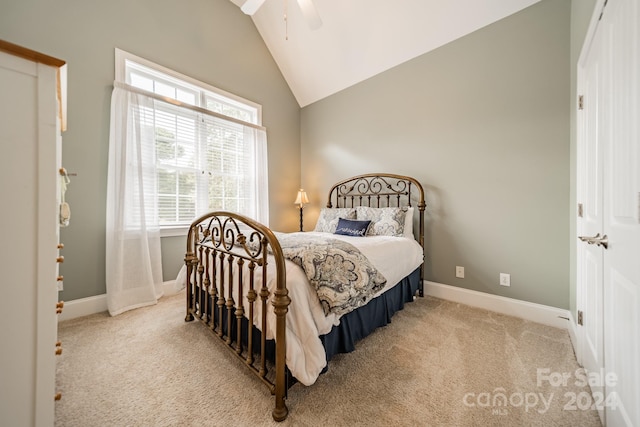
[160,226,189,238]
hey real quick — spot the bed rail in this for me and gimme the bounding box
[184,211,290,421]
[327,173,426,294]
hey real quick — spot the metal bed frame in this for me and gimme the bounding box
[184,173,425,421]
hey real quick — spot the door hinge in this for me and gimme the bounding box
[598,0,608,21]
[578,95,584,110]
[578,203,583,218]
[578,310,584,326]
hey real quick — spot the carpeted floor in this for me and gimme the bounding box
[55,292,602,426]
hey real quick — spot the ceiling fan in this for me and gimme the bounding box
[240,0,323,30]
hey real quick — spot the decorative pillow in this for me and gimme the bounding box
[313,208,356,233]
[356,206,407,237]
[334,218,371,237]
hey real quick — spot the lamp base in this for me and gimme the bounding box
[299,207,304,232]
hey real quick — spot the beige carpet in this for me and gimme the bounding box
[55,292,601,426]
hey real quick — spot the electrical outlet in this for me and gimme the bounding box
[500,273,511,287]
[456,266,465,278]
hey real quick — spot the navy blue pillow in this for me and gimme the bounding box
[334,218,371,237]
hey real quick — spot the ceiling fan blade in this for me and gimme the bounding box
[241,0,267,15]
[296,0,322,30]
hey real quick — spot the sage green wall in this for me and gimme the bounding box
[0,0,301,301]
[301,0,571,308]
[0,0,597,310]
[569,0,597,320]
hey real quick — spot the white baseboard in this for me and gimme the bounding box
[58,293,108,322]
[61,279,570,330]
[424,281,571,330]
[58,281,183,322]
[161,280,181,296]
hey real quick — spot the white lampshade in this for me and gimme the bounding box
[294,189,309,206]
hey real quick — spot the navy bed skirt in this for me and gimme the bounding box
[321,267,421,361]
[199,267,421,386]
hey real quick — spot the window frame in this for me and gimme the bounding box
[114,48,264,237]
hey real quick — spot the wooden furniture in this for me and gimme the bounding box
[0,40,67,426]
[184,173,425,421]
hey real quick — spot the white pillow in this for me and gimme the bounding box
[313,208,356,233]
[403,207,414,238]
[356,206,407,237]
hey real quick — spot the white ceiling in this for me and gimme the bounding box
[231,0,542,107]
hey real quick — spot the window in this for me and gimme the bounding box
[114,49,268,234]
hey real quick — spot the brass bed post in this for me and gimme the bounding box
[417,197,426,296]
[269,231,290,422]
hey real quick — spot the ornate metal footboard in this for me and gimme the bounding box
[184,212,290,421]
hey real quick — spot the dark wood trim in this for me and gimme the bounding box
[0,39,66,68]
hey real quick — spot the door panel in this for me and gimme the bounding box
[578,0,639,426]
[605,270,638,426]
[601,0,639,425]
[583,250,603,381]
[577,13,605,420]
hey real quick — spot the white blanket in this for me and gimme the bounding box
[180,231,423,386]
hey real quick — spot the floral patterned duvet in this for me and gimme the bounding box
[275,233,387,316]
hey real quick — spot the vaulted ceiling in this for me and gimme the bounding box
[230,0,542,107]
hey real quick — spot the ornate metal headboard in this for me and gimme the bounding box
[326,173,426,284]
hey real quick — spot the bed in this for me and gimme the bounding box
[183,173,426,421]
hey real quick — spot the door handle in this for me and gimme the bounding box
[595,234,608,249]
[578,233,600,244]
[578,233,608,249]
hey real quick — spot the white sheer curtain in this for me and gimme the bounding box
[106,86,163,316]
[106,83,270,313]
[246,126,270,225]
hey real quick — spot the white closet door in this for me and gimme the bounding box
[577,1,639,426]
[577,13,606,420]
[601,0,640,425]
